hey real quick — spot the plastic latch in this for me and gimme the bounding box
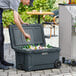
[41,52,48,55]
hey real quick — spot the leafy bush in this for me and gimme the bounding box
[44,15,53,22]
[2,0,57,27]
[48,0,56,9]
[2,10,14,27]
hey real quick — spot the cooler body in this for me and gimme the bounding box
[15,48,60,71]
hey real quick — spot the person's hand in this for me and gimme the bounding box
[25,0,30,5]
[23,22,29,25]
[24,33,31,40]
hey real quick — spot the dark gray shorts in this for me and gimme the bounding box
[0,8,3,24]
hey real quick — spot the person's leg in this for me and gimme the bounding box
[0,9,9,69]
[0,8,14,66]
[0,8,4,61]
[0,23,4,61]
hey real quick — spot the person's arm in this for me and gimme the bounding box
[18,14,28,25]
[13,11,31,39]
[18,14,24,24]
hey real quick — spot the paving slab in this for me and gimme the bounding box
[63,73,72,76]
[43,69,52,74]
[53,74,63,76]
[0,71,7,76]
[21,72,31,76]
[71,72,76,76]
[52,69,61,74]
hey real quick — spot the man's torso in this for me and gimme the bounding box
[0,0,20,12]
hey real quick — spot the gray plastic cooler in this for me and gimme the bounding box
[9,24,61,71]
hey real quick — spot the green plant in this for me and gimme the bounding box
[48,0,56,9]
[2,0,57,27]
[44,15,53,22]
[63,1,67,4]
[2,10,14,27]
[33,0,49,11]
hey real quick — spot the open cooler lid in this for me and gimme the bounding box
[9,24,46,49]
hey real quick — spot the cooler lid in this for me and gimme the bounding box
[9,24,46,49]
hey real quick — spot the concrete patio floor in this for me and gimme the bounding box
[1,26,76,76]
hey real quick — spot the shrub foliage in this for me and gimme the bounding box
[2,0,57,27]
